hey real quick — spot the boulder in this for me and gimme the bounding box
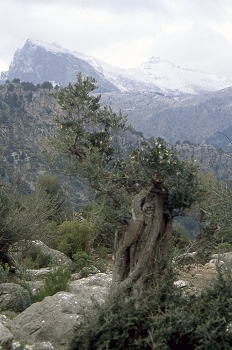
[0,283,31,312]
[0,321,13,350]
[205,259,225,269]
[10,273,112,350]
[211,252,232,265]
[30,241,72,266]
[68,272,112,304]
[26,268,53,280]
[173,251,201,265]
[0,314,11,328]
[10,240,72,267]
[174,280,190,288]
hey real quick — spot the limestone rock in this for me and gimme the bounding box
[12,341,54,350]
[26,268,52,281]
[174,280,190,288]
[10,273,112,350]
[211,252,232,264]
[0,314,11,328]
[205,259,225,269]
[68,272,112,304]
[32,342,54,350]
[11,241,72,268]
[0,283,30,312]
[0,321,13,350]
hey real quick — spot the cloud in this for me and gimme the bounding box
[0,0,232,78]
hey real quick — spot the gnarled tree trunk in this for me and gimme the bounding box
[111,188,172,295]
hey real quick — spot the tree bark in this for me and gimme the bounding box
[111,188,172,296]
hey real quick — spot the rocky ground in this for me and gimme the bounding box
[1,243,231,350]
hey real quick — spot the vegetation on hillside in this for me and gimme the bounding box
[44,73,201,295]
[1,76,232,348]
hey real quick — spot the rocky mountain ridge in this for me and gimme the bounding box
[2,38,232,96]
[100,86,232,148]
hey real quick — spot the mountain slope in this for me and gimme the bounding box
[1,39,119,93]
[100,86,232,147]
[2,38,232,96]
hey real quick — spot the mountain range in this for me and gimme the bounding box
[1,38,232,96]
[1,38,232,195]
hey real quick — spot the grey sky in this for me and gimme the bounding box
[1,0,232,78]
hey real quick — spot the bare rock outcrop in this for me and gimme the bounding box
[10,272,112,350]
[0,283,30,312]
[0,321,13,350]
[10,241,72,267]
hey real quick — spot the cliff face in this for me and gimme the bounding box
[176,143,232,183]
[100,86,232,148]
[1,39,118,93]
[0,82,58,193]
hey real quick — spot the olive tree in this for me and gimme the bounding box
[45,73,200,295]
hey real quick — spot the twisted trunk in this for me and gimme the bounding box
[111,188,172,295]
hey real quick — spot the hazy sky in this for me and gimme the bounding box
[1,0,232,78]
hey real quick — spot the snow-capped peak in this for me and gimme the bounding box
[2,38,232,95]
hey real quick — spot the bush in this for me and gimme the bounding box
[70,267,232,350]
[32,267,71,303]
[0,263,10,282]
[214,242,232,254]
[172,222,190,251]
[72,251,94,271]
[56,221,92,259]
[21,245,53,269]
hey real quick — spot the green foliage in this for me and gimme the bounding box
[21,81,40,91]
[45,74,200,247]
[4,92,20,108]
[72,250,94,271]
[20,245,53,269]
[41,81,53,89]
[35,173,64,221]
[214,242,232,254]
[192,174,232,260]
[0,263,10,282]
[36,174,62,198]
[97,246,109,259]
[172,221,190,251]
[0,178,61,258]
[196,174,232,244]
[7,83,15,92]
[55,220,92,258]
[12,78,20,84]
[32,267,71,303]
[70,267,232,350]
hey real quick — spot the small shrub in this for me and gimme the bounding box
[70,267,232,350]
[32,267,71,303]
[72,251,94,272]
[94,259,107,273]
[97,246,108,259]
[172,221,190,251]
[21,245,53,269]
[214,242,232,254]
[0,263,10,282]
[56,221,92,259]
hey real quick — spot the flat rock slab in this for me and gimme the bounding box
[10,273,112,350]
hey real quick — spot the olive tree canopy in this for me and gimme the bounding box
[46,73,200,295]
